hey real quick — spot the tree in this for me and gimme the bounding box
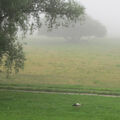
[0,0,85,76]
[38,15,107,42]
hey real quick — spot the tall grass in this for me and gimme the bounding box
[1,37,120,89]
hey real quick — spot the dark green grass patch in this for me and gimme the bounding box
[0,91,120,120]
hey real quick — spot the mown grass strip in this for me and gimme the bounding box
[1,84,120,96]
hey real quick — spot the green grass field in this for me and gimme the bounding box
[1,37,120,119]
[0,91,120,120]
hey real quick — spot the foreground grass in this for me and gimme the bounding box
[0,91,120,120]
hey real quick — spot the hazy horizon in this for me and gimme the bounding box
[79,0,120,37]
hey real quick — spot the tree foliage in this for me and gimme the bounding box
[0,0,84,75]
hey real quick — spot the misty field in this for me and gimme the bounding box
[1,91,120,120]
[1,37,120,120]
[1,37,120,90]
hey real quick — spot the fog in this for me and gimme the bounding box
[79,0,120,37]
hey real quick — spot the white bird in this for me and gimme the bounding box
[72,103,81,106]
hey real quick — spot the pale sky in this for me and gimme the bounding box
[79,0,120,37]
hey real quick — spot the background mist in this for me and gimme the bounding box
[79,0,120,37]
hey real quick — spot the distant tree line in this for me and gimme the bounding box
[38,15,107,42]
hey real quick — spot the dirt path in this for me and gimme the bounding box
[0,88,120,98]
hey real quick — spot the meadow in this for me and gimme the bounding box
[1,37,120,120]
[1,37,120,92]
